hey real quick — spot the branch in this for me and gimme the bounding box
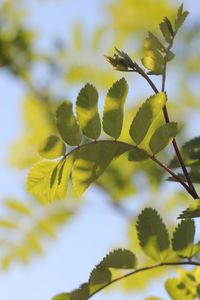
[63,139,193,196]
[134,64,199,199]
[88,260,200,299]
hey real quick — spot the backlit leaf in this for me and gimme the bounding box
[141,56,163,75]
[149,122,178,154]
[56,101,82,146]
[172,220,195,258]
[103,78,128,139]
[144,32,165,53]
[38,135,66,159]
[99,249,137,269]
[72,142,132,196]
[76,83,101,139]
[129,92,167,145]
[27,161,58,203]
[55,155,74,200]
[136,208,170,261]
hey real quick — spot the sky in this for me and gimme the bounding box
[0,0,200,300]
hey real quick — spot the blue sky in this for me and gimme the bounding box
[0,0,200,299]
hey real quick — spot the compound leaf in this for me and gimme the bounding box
[103,78,128,139]
[99,249,137,269]
[129,92,167,145]
[38,135,66,159]
[172,219,195,258]
[136,208,170,261]
[76,83,101,139]
[149,122,178,154]
[56,101,82,146]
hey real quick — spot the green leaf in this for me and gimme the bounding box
[128,147,149,161]
[159,17,173,43]
[27,161,58,202]
[144,32,166,53]
[175,4,189,32]
[178,200,200,219]
[99,249,137,269]
[141,56,163,75]
[136,208,170,261]
[55,155,74,200]
[76,83,101,139]
[172,220,195,258]
[38,135,66,159]
[89,267,112,294]
[129,92,167,145]
[56,101,82,146]
[52,293,70,300]
[149,122,178,154]
[70,283,89,300]
[165,278,193,300]
[72,142,132,196]
[182,137,200,160]
[103,78,128,139]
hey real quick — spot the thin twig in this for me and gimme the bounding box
[88,260,200,299]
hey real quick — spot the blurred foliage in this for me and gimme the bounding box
[1,0,200,299]
[0,197,74,270]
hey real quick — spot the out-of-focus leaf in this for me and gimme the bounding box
[4,199,31,215]
[175,4,189,32]
[165,278,193,300]
[159,17,173,43]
